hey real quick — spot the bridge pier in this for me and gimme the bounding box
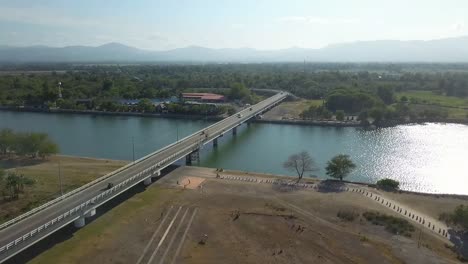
[143,177,152,185]
[232,127,237,135]
[213,138,218,148]
[85,208,96,218]
[185,150,200,165]
[74,217,85,228]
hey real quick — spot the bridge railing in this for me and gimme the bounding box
[0,95,252,231]
[0,93,288,261]
[0,138,205,259]
[203,93,286,143]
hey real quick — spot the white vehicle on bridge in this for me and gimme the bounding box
[0,91,289,263]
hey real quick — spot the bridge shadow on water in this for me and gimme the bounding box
[5,165,179,264]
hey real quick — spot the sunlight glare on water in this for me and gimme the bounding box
[1,111,467,194]
[349,123,468,194]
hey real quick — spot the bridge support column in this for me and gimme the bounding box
[143,177,152,185]
[213,138,218,148]
[85,208,96,218]
[185,150,200,165]
[74,217,85,228]
[232,127,237,135]
[185,154,192,165]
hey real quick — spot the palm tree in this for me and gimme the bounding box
[325,154,356,181]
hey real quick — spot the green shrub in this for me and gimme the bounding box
[360,236,369,242]
[440,205,468,231]
[335,110,345,121]
[376,178,400,191]
[363,211,415,237]
[337,210,358,221]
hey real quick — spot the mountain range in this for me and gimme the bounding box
[1,36,468,63]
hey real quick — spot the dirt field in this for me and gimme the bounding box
[24,166,465,264]
[0,155,127,224]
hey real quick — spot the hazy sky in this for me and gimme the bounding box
[0,0,467,50]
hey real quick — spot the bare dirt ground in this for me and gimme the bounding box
[177,177,205,189]
[374,190,468,221]
[27,166,463,264]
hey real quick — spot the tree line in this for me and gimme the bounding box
[0,129,59,158]
[300,85,456,125]
[1,64,467,108]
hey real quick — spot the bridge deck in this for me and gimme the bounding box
[0,92,287,263]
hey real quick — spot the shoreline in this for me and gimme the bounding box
[2,107,467,127]
[4,153,466,198]
[0,107,225,121]
[220,168,468,200]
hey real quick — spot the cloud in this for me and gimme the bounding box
[279,16,358,25]
[450,22,465,32]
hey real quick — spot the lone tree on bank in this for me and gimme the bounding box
[325,154,356,181]
[283,151,317,182]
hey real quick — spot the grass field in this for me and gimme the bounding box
[396,91,468,108]
[0,155,127,224]
[396,91,468,119]
[263,99,323,119]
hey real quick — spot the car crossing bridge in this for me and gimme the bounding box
[0,91,288,263]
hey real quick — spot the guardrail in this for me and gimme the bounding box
[0,92,287,261]
[0,93,281,231]
[0,138,204,260]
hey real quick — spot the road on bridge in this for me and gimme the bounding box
[0,91,287,263]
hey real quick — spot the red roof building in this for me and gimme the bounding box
[182,93,226,103]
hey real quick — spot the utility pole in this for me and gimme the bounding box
[176,123,179,142]
[58,160,63,197]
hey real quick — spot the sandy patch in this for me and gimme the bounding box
[178,176,205,189]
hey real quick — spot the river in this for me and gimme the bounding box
[1,111,467,195]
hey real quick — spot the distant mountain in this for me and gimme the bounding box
[1,36,468,62]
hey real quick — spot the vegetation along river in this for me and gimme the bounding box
[1,111,467,195]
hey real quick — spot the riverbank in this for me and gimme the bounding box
[0,155,127,224]
[0,107,363,127]
[22,166,466,264]
[256,99,468,127]
[255,118,362,127]
[0,106,225,121]
[3,106,467,128]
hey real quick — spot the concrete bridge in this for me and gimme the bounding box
[0,91,288,263]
